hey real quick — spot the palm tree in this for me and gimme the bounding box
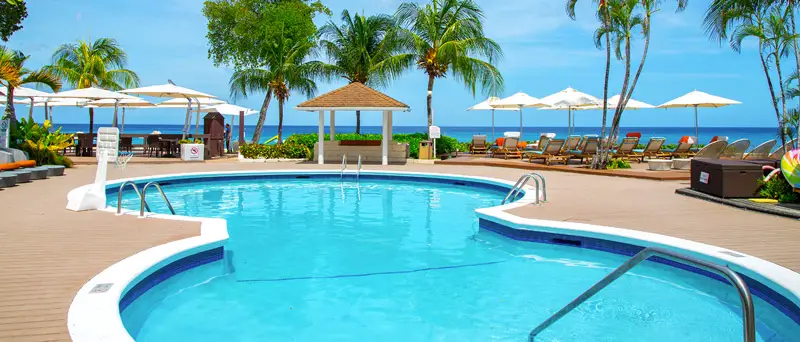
[395,0,503,127]
[46,38,139,135]
[318,10,409,134]
[230,32,319,144]
[0,46,61,122]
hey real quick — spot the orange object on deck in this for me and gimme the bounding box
[15,160,36,168]
[0,163,19,171]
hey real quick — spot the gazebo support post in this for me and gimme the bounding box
[330,110,335,141]
[318,110,324,164]
[382,110,389,165]
[388,111,393,138]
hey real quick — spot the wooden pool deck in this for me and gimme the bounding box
[0,161,796,341]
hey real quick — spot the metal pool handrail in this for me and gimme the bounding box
[527,246,755,342]
[357,154,362,182]
[502,173,546,205]
[139,181,176,217]
[341,155,347,180]
[117,181,150,214]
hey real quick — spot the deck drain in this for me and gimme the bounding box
[719,250,746,258]
[89,283,113,294]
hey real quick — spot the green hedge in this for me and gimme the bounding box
[239,143,311,159]
[284,133,465,159]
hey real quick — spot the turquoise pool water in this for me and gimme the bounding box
[113,175,799,341]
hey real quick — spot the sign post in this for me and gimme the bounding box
[429,125,441,159]
[0,119,9,149]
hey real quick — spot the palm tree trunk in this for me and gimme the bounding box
[89,107,95,136]
[426,74,435,127]
[592,6,612,170]
[251,88,273,144]
[4,86,16,122]
[775,53,789,149]
[622,15,651,117]
[356,110,361,135]
[277,97,284,145]
[606,34,633,163]
[760,44,787,150]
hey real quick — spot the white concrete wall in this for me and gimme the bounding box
[313,141,409,163]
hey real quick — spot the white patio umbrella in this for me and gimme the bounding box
[585,94,655,110]
[1,86,55,121]
[538,87,600,136]
[47,87,139,132]
[467,97,518,141]
[491,92,550,139]
[121,83,217,139]
[657,90,741,146]
[32,98,93,124]
[87,97,155,133]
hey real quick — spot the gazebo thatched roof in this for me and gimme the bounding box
[296,83,409,111]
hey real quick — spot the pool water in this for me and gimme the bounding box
[113,176,800,341]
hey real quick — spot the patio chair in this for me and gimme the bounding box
[769,138,799,159]
[743,140,777,160]
[694,140,729,159]
[664,138,694,159]
[720,139,751,159]
[120,137,134,153]
[146,134,162,157]
[525,139,568,165]
[568,137,600,164]
[492,137,522,159]
[528,133,555,150]
[469,135,488,154]
[562,135,581,152]
[631,137,667,162]
[77,134,94,157]
[611,137,639,159]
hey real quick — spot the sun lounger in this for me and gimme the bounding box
[743,140,777,160]
[1,170,32,183]
[492,137,522,159]
[631,137,667,162]
[562,135,581,152]
[469,135,488,154]
[527,133,554,151]
[525,139,568,165]
[769,138,799,159]
[694,140,729,159]
[0,173,18,187]
[625,132,642,139]
[720,139,751,159]
[568,137,600,164]
[611,137,639,159]
[663,140,693,159]
[0,148,50,180]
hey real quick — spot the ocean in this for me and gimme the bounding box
[53,123,781,145]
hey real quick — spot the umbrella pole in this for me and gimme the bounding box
[112,100,120,128]
[491,109,495,142]
[182,100,191,139]
[195,101,200,136]
[44,101,49,122]
[121,108,126,134]
[694,105,699,149]
[519,107,523,140]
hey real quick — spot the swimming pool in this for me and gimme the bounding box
[100,172,799,341]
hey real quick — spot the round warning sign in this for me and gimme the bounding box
[190,146,199,155]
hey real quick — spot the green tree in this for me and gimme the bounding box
[0,46,61,122]
[0,0,27,42]
[395,0,504,127]
[707,0,795,149]
[230,33,319,144]
[46,38,139,135]
[318,10,410,134]
[203,0,329,143]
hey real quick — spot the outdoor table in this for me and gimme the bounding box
[159,138,180,158]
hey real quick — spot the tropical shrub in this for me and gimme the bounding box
[10,119,74,166]
[178,138,203,144]
[605,158,632,169]
[239,143,311,159]
[284,133,464,159]
[759,175,799,203]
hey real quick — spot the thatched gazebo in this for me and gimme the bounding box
[296,83,411,165]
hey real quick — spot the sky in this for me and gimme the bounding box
[3,0,781,128]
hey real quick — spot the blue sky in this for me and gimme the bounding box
[5,0,777,128]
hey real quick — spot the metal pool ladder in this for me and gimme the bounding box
[138,181,176,217]
[117,181,151,214]
[357,154,362,182]
[527,246,756,342]
[502,173,546,205]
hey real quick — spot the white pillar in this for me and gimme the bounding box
[382,110,389,165]
[387,111,393,140]
[330,110,335,141]
[318,110,324,164]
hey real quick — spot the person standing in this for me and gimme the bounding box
[224,123,232,153]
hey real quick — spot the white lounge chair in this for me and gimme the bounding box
[721,139,751,159]
[744,140,777,160]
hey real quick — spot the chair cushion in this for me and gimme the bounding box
[15,160,36,168]
[632,149,644,153]
[0,163,19,171]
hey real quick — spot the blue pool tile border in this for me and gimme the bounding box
[105,173,515,198]
[119,247,223,312]
[479,218,800,326]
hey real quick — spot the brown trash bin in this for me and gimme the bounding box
[691,159,763,198]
